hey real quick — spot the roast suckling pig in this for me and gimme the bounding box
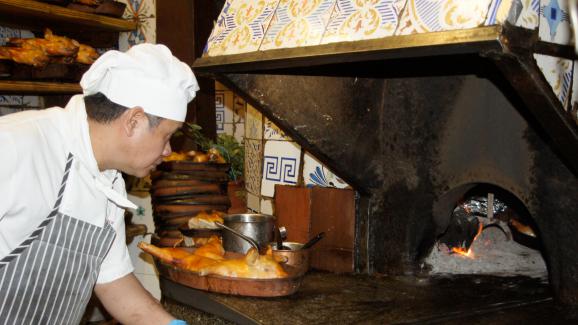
[0,29,98,67]
[138,236,288,279]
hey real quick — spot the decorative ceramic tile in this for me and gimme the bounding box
[119,0,156,19]
[494,0,540,28]
[260,198,274,215]
[264,118,290,140]
[534,53,573,108]
[261,140,301,197]
[539,0,571,45]
[0,96,41,109]
[119,18,156,50]
[321,0,405,44]
[234,123,245,143]
[245,139,264,195]
[245,103,263,140]
[0,26,34,45]
[303,152,350,189]
[260,0,337,51]
[246,191,261,211]
[219,123,234,135]
[233,95,246,123]
[572,61,578,117]
[396,0,493,35]
[206,0,280,56]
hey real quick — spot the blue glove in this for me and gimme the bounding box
[168,320,188,325]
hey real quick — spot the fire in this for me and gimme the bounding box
[450,222,483,259]
[451,246,474,258]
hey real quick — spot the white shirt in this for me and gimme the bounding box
[0,95,136,284]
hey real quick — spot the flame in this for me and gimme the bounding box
[450,222,483,259]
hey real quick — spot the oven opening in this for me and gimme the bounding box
[424,184,547,279]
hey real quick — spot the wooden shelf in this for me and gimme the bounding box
[0,80,81,94]
[0,0,137,32]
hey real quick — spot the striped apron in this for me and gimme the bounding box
[0,153,117,324]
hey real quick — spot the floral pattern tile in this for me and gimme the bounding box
[120,0,156,19]
[539,0,571,45]
[245,103,263,140]
[260,0,337,51]
[206,0,280,56]
[396,0,493,35]
[321,0,405,44]
[264,118,290,140]
[534,54,573,108]
[118,0,156,50]
[261,140,301,197]
[496,0,540,28]
[303,152,350,189]
[245,139,264,195]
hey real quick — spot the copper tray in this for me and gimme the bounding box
[154,254,303,297]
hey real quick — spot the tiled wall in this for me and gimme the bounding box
[215,81,350,216]
[205,0,578,122]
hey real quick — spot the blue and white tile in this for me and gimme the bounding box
[493,0,540,28]
[246,191,261,212]
[260,197,274,215]
[207,0,279,56]
[534,53,573,108]
[0,26,34,45]
[119,0,156,20]
[245,103,263,140]
[321,0,405,44]
[261,140,301,197]
[303,152,350,189]
[260,0,337,50]
[264,118,290,140]
[396,0,493,35]
[0,95,41,109]
[572,60,578,115]
[539,0,571,45]
[219,123,234,136]
[245,139,264,195]
[119,18,156,50]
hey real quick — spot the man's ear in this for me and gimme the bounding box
[123,107,146,136]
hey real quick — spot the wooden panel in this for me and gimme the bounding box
[275,185,312,244]
[274,185,355,273]
[310,187,355,273]
[0,80,80,94]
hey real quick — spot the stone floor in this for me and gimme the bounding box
[161,271,577,324]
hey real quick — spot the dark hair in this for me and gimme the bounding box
[84,92,163,128]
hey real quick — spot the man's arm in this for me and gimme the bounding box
[94,272,175,325]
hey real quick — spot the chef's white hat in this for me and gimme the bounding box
[80,43,199,122]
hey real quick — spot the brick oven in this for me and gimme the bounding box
[191,19,578,314]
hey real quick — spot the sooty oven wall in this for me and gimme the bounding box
[219,58,578,306]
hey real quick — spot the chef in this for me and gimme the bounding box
[0,43,196,325]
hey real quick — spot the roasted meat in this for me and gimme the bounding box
[187,210,225,229]
[138,237,288,279]
[76,43,99,64]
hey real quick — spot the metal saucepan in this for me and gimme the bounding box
[218,213,276,254]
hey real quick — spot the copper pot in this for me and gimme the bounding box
[271,242,310,276]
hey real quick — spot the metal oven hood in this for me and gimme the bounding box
[192,24,578,308]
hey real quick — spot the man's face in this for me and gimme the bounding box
[124,116,182,177]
